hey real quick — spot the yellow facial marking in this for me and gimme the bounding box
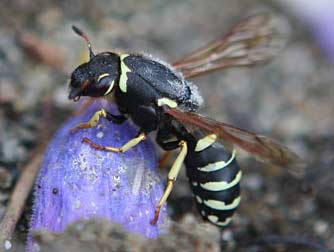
[197,150,236,172]
[103,80,115,96]
[204,196,241,210]
[157,97,178,108]
[195,134,217,152]
[119,54,131,93]
[97,73,110,82]
[199,171,242,191]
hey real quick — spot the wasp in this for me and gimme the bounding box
[68,15,304,227]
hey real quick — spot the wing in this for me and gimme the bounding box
[172,14,290,78]
[167,108,304,177]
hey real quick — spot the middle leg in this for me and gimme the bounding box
[83,132,146,153]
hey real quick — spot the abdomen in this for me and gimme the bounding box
[184,143,241,227]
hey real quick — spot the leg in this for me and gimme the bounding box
[151,140,188,225]
[71,108,127,133]
[83,132,146,153]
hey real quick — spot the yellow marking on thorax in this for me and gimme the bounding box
[195,134,217,152]
[198,149,236,172]
[119,54,131,93]
[204,196,241,210]
[161,135,179,144]
[157,97,178,108]
[199,171,242,191]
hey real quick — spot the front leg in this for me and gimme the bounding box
[71,108,127,133]
[83,132,146,153]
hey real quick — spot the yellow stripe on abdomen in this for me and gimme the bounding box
[199,171,242,191]
[203,196,241,210]
[194,134,217,152]
[197,150,236,172]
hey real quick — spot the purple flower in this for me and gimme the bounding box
[27,99,167,252]
[278,0,334,63]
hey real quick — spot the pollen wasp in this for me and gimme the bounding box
[68,15,304,227]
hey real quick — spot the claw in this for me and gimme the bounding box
[150,207,161,225]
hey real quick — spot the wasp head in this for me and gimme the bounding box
[68,53,119,101]
[68,26,119,102]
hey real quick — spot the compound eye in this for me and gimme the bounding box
[97,73,115,95]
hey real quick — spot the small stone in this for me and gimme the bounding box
[4,240,12,250]
[314,220,329,235]
[242,173,263,191]
[221,229,233,241]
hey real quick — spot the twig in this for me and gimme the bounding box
[0,147,44,251]
[19,32,66,71]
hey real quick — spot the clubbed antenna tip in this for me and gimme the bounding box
[72,25,85,38]
[71,25,95,59]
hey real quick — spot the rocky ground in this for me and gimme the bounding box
[0,0,333,251]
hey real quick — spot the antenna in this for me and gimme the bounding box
[72,25,95,59]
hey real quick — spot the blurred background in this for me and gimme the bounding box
[0,0,333,251]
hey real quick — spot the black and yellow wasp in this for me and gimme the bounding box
[68,15,304,227]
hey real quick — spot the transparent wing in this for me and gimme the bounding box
[167,108,304,177]
[173,14,290,78]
